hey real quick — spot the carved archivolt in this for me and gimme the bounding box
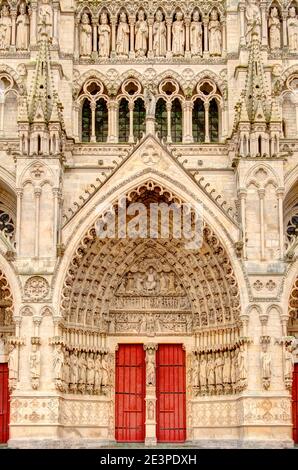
[61,183,241,333]
[289,276,298,323]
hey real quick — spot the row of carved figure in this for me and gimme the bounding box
[0,1,53,51]
[53,345,110,395]
[80,8,222,59]
[192,345,248,395]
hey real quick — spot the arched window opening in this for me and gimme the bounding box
[209,99,219,143]
[95,98,108,142]
[82,99,91,142]
[258,135,262,155]
[155,99,167,141]
[133,98,146,141]
[119,99,130,143]
[37,135,42,154]
[171,98,182,143]
[193,99,205,143]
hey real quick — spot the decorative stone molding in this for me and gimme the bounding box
[24,276,50,301]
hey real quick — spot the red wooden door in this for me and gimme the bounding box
[115,344,145,442]
[293,363,298,444]
[0,363,9,443]
[156,344,186,442]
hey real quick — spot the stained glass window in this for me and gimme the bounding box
[210,99,219,143]
[155,99,167,141]
[171,98,183,143]
[119,98,129,142]
[95,98,108,142]
[82,99,91,142]
[133,98,146,141]
[193,99,205,143]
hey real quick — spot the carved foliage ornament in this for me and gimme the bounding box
[24,276,49,301]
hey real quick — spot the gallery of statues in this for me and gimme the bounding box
[0,0,297,448]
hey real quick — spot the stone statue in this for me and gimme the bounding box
[63,350,70,391]
[287,6,298,52]
[148,401,154,420]
[269,7,281,50]
[30,345,41,390]
[86,352,95,390]
[153,10,167,57]
[53,344,64,380]
[116,11,129,57]
[207,353,215,389]
[261,344,271,389]
[98,12,111,58]
[238,345,247,385]
[144,267,157,292]
[190,11,202,57]
[144,86,156,118]
[101,354,109,387]
[8,344,18,386]
[172,11,185,57]
[284,347,294,380]
[199,353,207,388]
[80,13,92,57]
[38,0,53,38]
[94,353,102,393]
[230,350,236,385]
[215,352,224,386]
[0,5,12,50]
[78,351,87,391]
[69,351,78,391]
[16,2,29,50]
[222,350,231,384]
[209,9,222,56]
[192,354,199,387]
[135,10,148,57]
[159,271,169,293]
[245,0,261,42]
[146,349,155,385]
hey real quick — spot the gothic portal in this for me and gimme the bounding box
[0,0,297,448]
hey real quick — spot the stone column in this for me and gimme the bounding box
[144,344,158,446]
[52,188,60,254]
[221,18,227,55]
[108,100,118,143]
[34,187,41,258]
[74,16,80,60]
[185,17,191,59]
[166,101,172,143]
[73,103,79,141]
[204,101,210,143]
[148,16,154,59]
[53,1,59,46]
[203,17,209,56]
[166,17,172,59]
[10,9,17,49]
[129,16,135,58]
[239,2,246,47]
[92,18,98,55]
[16,189,23,255]
[238,189,247,259]
[128,101,134,143]
[111,16,117,58]
[258,189,265,261]
[90,101,96,143]
[282,10,288,47]
[276,188,284,260]
[183,101,193,143]
[29,1,38,47]
[260,1,268,46]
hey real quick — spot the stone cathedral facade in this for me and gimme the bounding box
[0,0,297,448]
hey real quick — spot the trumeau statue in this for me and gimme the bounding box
[80,13,92,57]
[209,8,222,56]
[146,349,156,386]
[16,2,29,51]
[116,11,129,57]
[135,10,148,57]
[153,9,167,57]
[190,10,202,57]
[288,6,298,52]
[269,7,281,51]
[172,11,185,57]
[0,4,11,50]
[245,0,261,42]
[98,12,111,58]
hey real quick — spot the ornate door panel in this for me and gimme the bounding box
[293,363,298,444]
[156,344,186,442]
[0,363,9,443]
[115,344,145,442]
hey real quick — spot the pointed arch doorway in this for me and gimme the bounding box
[288,276,298,444]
